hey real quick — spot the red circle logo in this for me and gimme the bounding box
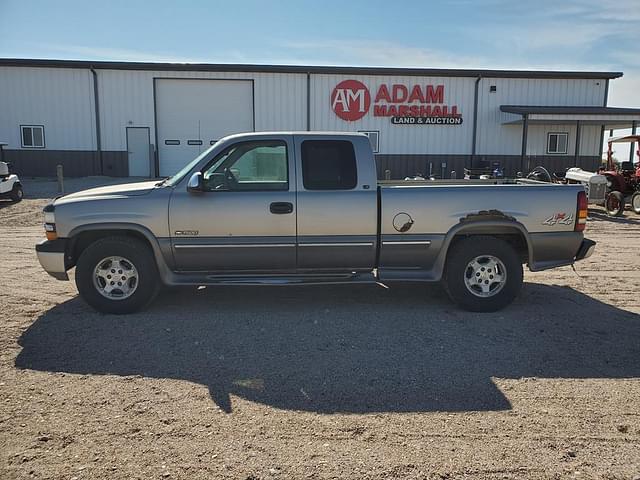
[331,80,370,121]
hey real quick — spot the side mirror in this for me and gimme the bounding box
[187,172,203,193]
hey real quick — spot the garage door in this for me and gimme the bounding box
[155,79,254,176]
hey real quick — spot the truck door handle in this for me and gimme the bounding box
[270,202,293,214]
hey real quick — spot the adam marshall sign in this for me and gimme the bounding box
[330,79,463,125]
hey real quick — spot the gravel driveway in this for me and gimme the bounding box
[1,178,639,479]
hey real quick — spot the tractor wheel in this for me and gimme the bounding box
[631,192,640,215]
[605,191,625,217]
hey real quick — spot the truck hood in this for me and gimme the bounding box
[55,180,159,204]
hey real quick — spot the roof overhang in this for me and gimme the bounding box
[0,58,626,79]
[500,105,640,128]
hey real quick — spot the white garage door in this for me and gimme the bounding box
[155,79,254,176]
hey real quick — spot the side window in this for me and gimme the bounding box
[21,125,45,148]
[202,141,288,191]
[301,140,357,190]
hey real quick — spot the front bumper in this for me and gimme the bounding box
[575,238,596,261]
[36,239,69,280]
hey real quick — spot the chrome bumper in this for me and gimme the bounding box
[36,239,69,280]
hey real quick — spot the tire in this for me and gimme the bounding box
[75,236,160,314]
[631,192,640,215]
[605,191,625,216]
[9,184,23,203]
[443,236,523,312]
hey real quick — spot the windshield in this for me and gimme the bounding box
[163,142,218,187]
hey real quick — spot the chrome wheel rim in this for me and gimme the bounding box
[464,255,507,298]
[93,256,139,300]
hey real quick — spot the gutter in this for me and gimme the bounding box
[471,75,482,167]
[90,67,103,175]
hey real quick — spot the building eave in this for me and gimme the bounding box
[0,58,625,80]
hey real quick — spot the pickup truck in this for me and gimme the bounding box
[36,132,595,314]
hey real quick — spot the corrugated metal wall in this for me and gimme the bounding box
[0,65,610,177]
[476,77,606,155]
[0,67,96,150]
[97,70,307,151]
[310,74,475,154]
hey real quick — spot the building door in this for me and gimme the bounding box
[155,79,254,177]
[126,127,151,177]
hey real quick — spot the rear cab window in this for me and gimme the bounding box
[301,140,357,190]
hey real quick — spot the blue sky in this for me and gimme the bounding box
[0,0,638,107]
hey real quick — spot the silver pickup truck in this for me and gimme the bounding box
[36,132,595,314]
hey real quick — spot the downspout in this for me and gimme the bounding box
[471,75,482,169]
[90,67,103,175]
[306,72,311,131]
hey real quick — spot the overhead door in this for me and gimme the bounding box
[155,78,254,176]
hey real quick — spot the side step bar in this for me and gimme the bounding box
[163,271,378,286]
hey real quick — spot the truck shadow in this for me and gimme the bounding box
[588,209,640,225]
[15,282,640,414]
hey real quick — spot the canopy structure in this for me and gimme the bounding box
[500,105,640,170]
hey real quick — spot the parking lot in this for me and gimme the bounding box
[1,178,639,479]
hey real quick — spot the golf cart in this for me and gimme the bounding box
[0,142,23,203]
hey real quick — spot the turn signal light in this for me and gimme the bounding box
[44,222,57,240]
[575,191,588,232]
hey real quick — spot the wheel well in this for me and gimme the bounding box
[448,230,529,264]
[67,230,153,269]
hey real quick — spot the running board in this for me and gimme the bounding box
[164,271,378,286]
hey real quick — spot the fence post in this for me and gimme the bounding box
[56,164,64,194]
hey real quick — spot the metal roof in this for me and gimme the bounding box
[500,105,640,115]
[0,58,625,80]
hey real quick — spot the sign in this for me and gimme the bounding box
[331,80,462,125]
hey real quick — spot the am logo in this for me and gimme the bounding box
[331,79,370,121]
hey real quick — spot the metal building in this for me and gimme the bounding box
[1,58,639,179]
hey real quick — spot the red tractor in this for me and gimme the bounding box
[601,135,640,216]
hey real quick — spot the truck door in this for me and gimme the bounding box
[169,136,296,272]
[294,135,378,272]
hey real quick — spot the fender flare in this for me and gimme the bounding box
[66,222,174,278]
[430,217,533,280]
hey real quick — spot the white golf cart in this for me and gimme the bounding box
[0,142,23,202]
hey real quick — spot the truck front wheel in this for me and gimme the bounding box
[75,236,160,314]
[443,236,523,312]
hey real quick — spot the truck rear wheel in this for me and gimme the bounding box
[443,236,523,312]
[75,236,160,314]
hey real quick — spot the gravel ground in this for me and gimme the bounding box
[1,177,639,480]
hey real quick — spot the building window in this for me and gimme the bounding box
[358,130,380,153]
[547,132,568,154]
[21,125,45,148]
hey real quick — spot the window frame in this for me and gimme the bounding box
[301,139,358,191]
[358,130,380,153]
[20,125,46,149]
[200,139,290,192]
[546,132,569,155]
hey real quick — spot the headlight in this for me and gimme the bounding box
[44,211,55,224]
